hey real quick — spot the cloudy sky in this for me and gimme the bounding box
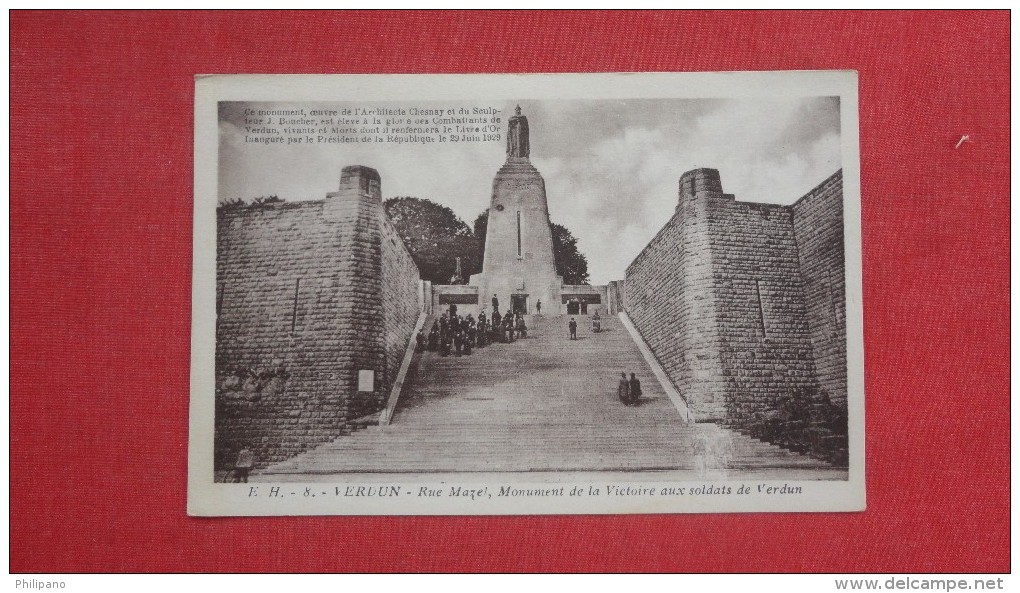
[219,97,841,285]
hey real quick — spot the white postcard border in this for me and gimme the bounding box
[189,72,865,516]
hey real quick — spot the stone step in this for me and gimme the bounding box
[262,314,838,477]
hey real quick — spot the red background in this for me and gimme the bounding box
[10,11,1010,573]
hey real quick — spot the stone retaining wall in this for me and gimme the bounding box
[625,168,848,463]
[793,171,847,410]
[214,166,421,471]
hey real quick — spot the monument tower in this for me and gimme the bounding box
[470,106,562,315]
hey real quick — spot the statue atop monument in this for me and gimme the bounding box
[506,104,530,160]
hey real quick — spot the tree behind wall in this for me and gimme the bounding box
[385,198,590,286]
[551,222,590,285]
[384,197,482,285]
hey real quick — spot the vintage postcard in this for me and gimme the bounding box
[189,72,865,515]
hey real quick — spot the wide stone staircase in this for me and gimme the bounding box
[262,314,841,478]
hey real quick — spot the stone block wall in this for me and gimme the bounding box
[214,166,422,471]
[704,190,819,427]
[381,212,424,394]
[626,170,727,420]
[625,168,848,463]
[324,167,389,424]
[793,171,847,409]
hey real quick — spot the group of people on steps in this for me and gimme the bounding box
[416,295,529,357]
[415,294,644,407]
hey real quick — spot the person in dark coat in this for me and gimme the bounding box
[463,327,473,355]
[618,372,630,405]
[439,313,449,339]
[492,294,499,312]
[454,330,463,356]
[416,330,426,352]
[428,321,440,351]
[569,317,578,340]
[492,309,502,330]
[536,299,542,315]
[629,373,642,405]
[516,315,527,338]
[477,312,487,346]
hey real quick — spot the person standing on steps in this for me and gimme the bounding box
[629,372,642,406]
[492,293,499,312]
[568,317,577,340]
[618,372,630,405]
[536,299,542,315]
[428,321,439,351]
[441,331,451,356]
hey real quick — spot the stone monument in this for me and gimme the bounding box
[469,106,562,315]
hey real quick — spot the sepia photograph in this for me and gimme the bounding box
[189,72,864,515]
[12,10,1008,578]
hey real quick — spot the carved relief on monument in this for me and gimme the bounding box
[505,180,538,191]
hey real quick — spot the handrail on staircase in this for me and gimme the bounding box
[379,311,428,425]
